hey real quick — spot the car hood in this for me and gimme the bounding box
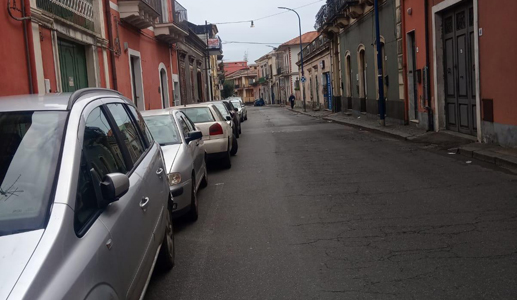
[0,230,44,300]
[161,144,181,173]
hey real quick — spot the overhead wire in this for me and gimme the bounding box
[210,0,324,25]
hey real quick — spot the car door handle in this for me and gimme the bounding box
[140,197,150,210]
[156,168,164,176]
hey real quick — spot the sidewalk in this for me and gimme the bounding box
[288,107,517,170]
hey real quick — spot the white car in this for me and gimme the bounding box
[176,104,238,169]
[142,108,208,221]
[230,98,248,122]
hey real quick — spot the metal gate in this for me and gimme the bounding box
[443,2,476,135]
[58,39,88,92]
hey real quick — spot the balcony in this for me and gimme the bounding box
[208,36,223,56]
[299,35,330,62]
[36,0,94,31]
[314,0,360,32]
[119,0,161,29]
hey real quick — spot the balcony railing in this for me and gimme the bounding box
[315,0,359,31]
[174,0,188,30]
[299,35,330,61]
[119,0,161,29]
[36,0,94,31]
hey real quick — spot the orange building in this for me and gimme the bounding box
[223,61,248,76]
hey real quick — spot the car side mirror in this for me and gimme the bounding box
[226,116,232,121]
[234,108,239,112]
[99,173,129,207]
[186,130,203,143]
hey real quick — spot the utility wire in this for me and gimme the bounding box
[211,0,324,25]
[222,41,283,45]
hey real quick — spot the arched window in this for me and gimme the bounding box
[357,45,367,99]
[344,51,352,98]
[158,63,170,108]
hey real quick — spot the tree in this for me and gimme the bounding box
[222,81,234,99]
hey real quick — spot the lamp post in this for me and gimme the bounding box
[374,0,386,126]
[278,6,306,112]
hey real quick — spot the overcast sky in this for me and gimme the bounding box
[180,0,324,63]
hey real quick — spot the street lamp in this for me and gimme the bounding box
[278,6,306,112]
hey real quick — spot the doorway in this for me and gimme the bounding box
[129,52,144,109]
[58,39,88,92]
[443,3,476,135]
[160,68,169,108]
[407,31,418,120]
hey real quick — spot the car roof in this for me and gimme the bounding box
[141,108,175,117]
[0,93,72,112]
[0,88,125,112]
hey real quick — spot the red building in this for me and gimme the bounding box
[223,61,248,76]
[402,0,517,146]
[1,0,189,111]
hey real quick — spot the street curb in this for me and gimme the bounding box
[288,108,416,141]
[288,108,517,170]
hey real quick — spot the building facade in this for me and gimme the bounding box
[255,52,275,104]
[223,61,248,76]
[402,0,517,146]
[296,34,333,110]
[2,0,190,111]
[226,67,258,103]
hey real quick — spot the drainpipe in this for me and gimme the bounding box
[401,0,409,124]
[104,0,118,90]
[424,0,434,131]
[8,0,35,94]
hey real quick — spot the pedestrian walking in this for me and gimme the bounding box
[289,94,295,109]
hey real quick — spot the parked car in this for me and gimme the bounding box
[176,104,237,169]
[230,98,248,122]
[221,100,242,136]
[0,88,174,300]
[254,98,265,106]
[142,109,207,221]
[212,101,240,138]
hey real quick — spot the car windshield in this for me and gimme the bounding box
[214,103,230,118]
[143,115,181,146]
[0,111,67,236]
[231,101,241,109]
[182,107,215,123]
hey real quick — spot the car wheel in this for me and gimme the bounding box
[239,124,242,135]
[186,175,199,222]
[235,126,240,138]
[200,160,208,189]
[245,114,248,121]
[230,135,238,156]
[157,208,175,270]
[221,142,232,169]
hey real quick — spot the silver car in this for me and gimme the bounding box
[230,98,248,122]
[142,109,208,221]
[0,89,174,300]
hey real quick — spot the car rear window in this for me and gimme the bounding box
[182,107,215,123]
[0,111,67,236]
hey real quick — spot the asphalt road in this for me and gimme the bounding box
[145,106,517,300]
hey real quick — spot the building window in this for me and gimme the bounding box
[358,46,367,99]
[374,38,387,100]
[345,51,352,98]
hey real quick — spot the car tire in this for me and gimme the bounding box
[245,114,248,121]
[157,208,175,271]
[221,142,232,169]
[230,135,238,156]
[186,175,199,222]
[239,124,242,135]
[200,161,208,189]
[235,127,240,138]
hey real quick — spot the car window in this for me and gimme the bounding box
[214,103,230,118]
[182,107,215,123]
[176,115,190,138]
[179,113,195,132]
[143,115,181,146]
[127,105,153,147]
[231,101,241,109]
[0,111,67,236]
[212,106,224,121]
[107,103,146,164]
[76,107,128,234]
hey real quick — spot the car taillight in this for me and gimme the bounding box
[209,123,224,135]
